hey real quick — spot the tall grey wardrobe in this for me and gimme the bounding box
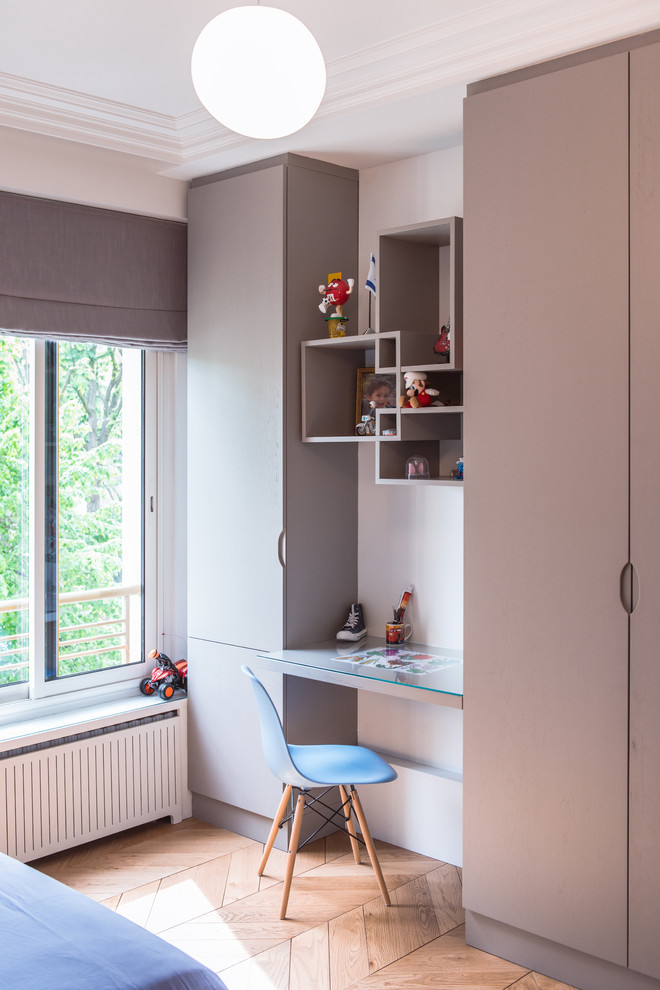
[186,155,359,841]
[463,29,660,990]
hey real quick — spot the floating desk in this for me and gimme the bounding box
[254,636,464,866]
[256,637,463,710]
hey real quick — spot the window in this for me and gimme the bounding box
[0,337,29,692]
[0,335,156,705]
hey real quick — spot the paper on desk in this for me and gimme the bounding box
[334,647,459,675]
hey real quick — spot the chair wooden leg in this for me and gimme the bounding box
[350,786,391,907]
[280,791,305,920]
[339,784,361,864]
[259,784,292,876]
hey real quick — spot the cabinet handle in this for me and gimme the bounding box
[620,561,640,614]
[278,530,286,568]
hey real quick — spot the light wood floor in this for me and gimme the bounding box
[34,817,578,990]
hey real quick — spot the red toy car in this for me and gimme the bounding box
[139,649,188,700]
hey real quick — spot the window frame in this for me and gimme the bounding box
[0,337,159,713]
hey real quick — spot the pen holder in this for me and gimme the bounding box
[385,622,412,645]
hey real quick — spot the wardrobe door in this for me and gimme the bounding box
[629,40,660,981]
[463,53,630,963]
[187,166,285,652]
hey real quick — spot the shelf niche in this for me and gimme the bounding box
[375,216,463,485]
[300,216,463,486]
[378,217,463,372]
[301,334,379,442]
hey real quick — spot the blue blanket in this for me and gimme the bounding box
[0,852,228,990]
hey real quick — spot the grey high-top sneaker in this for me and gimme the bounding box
[337,603,366,641]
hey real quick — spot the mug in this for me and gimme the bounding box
[385,622,413,644]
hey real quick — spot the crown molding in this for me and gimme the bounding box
[321,0,660,110]
[0,0,658,167]
[0,73,184,162]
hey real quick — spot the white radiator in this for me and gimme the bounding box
[1,705,188,862]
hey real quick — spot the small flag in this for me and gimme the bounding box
[365,253,376,297]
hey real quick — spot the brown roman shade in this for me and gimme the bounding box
[0,191,187,350]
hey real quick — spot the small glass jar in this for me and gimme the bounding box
[405,455,430,480]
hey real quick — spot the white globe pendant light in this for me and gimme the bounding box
[191,6,326,140]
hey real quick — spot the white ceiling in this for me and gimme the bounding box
[1,0,659,180]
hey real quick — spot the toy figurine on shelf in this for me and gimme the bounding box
[355,401,376,436]
[434,321,451,360]
[451,457,464,481]
[398,371,440,408]
[319,272,354,337]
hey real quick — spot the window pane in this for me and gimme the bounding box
[0,337,30,687]
[46,342,144,679]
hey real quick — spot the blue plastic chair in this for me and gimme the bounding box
[242,665,397,919]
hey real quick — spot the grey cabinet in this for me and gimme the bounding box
[463,32,660,990]
[188,155,359,653]
[188,163,285,652]
[187,155,359,840]
[629,40,660,982]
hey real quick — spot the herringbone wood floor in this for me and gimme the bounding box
[34,818,578,990]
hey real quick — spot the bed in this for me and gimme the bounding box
[0,852,228,990]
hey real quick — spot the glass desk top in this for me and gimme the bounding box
[256,637,463,708]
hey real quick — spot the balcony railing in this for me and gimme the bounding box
[0,583,141,684]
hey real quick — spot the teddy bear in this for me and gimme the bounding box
[398,371,440,408]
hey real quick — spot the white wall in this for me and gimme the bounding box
[357,146,464,651]
[0,126,187,219]
[356,147,464,863]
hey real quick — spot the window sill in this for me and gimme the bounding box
[0,685,187,747]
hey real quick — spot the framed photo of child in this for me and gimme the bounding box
[355,369,396,430]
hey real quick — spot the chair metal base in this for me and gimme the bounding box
[258,782,392,920]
